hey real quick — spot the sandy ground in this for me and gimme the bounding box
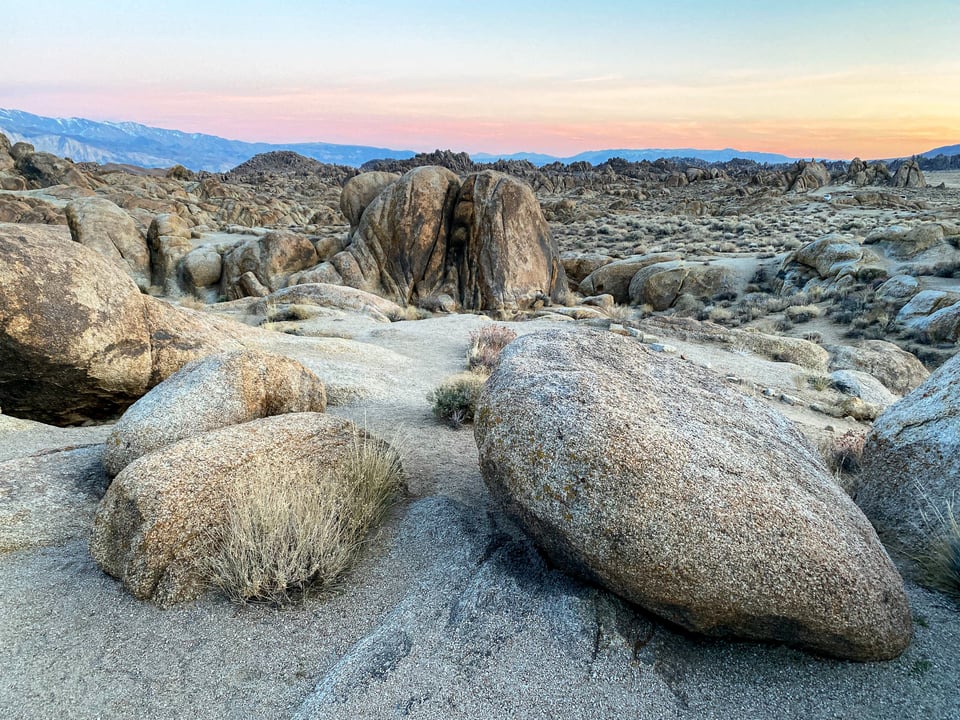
[1,313,959,719]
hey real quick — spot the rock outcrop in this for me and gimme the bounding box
[103,349,327,476]
[475,328,911,661]
[320,167,568,311]
[0,224,243,424]
[577,253,682,304]
[627,260,746,309]
[853,352,960,556]
[892,159,926,188]
[65,197,150,290]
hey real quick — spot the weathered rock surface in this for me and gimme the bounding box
[139,297,245,386]
[223,230,319,299]
[828,340,929,396]
[292,496,672,720]
[0,223,153,423]
[892,159,926,188]
[253,283,405,322]
[331,167,568,311]
[853,352,960,556]
[628,260,745,309]
[780,234,887,292]
[91,413,371,605]
[475,328,911,661]
[578,252,682,304]
[148,213,193,293]
[0,224,245,423]
[103,349,327,476]
[0,442,109,551]
[339,171,399,229]
[453,170,568,310]
[65,197,150,290]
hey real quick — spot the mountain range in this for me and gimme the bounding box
[1,108,956,172]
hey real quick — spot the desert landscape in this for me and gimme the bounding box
[1,124,959,719]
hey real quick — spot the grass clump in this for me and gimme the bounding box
[203,434,404,606]
[428,372,486,428]
[919,503,960,600]
[467,325,517,373]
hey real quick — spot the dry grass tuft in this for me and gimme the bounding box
[919,503,960,600]
[467,325,517,374]
[203,433,404,606]
[178,295,207,310]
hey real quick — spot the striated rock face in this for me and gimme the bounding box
[340,166,462,304]
[853,352,960,556]
[453,170,568,310]
[0,223,153,423]
[327,167,569,311]
[91,413,370,605]
[103,349,327,476]
[65,197,150,291]
[475,328,912,661]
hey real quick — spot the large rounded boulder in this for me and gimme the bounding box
[0,223,246,424]
[330,166,569,311]
[474,328,911,661]
[853,351,960,556]
[344,165,462,305]
[340,171,399,230]
[103,349,327,476]
[91,413,377,605]
[0,223,153,423]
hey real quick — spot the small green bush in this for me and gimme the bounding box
[428,373,486,427]
[203,433,404,606]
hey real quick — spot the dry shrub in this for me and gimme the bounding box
[467,325,517,374]
[203,434,404,606]
[428,372,487,428]
[785,304,822,323]
[178,295,207,310]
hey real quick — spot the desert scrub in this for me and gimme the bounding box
[203,434,404,606]
[428,372,486,427]
[919,504,960,600]
[467,325,517,374]
[785,304,822,323]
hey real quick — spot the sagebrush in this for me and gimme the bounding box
[428,372,487,427]
[203,433,404,606]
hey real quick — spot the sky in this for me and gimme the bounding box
[2,0,958,158]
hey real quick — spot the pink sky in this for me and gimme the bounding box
[3,1,958,159]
